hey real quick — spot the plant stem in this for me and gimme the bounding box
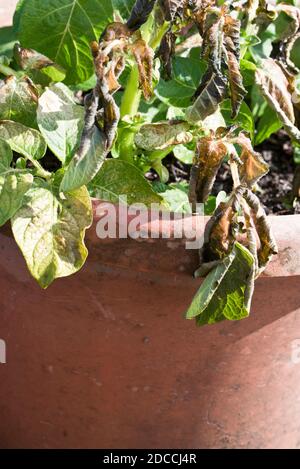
[118,15,170,159]
[120,65,141,119]
[29,158,51,179]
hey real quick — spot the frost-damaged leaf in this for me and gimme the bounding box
[131,39,154,101]
[0,121,47,162]
[256,58,300,142]
[16,0,114,84]
[134,120,192,151]
[189,135,228,205]
[89,159,162,205]
[186,70,228,123]
[14,43,66,83]
[275,4,300,74]
[0,76,38,128]
[235,133,269,187]
[0,139,33,226]
[157,31,176,81]
[186,242,254,326]
[60,126,106,193]
[224,16,246,119]
[127,0,157,31]
[241,188,278,271]
[11,181,93,289]
[201,201,236,261]
[37,83,84,164]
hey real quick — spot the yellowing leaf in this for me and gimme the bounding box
[0,139,33,227]
[0,76,38,128]
[12,181,93,288]
[134,120,192,151]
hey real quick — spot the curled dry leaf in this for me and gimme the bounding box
[256,58,300,142]
[157,31,176,80]
[189,134,228,206]
[224,16,247,118]
[130,39,154,101]
[186,70,228,122]
[160,0,185,22]
[201,200,237,263]
[127,0,157,31]
[134,120,192,151]
[14,43,54,70]
[241,188,278,270]
[234,133,269,187]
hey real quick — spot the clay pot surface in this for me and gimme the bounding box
[0,201,300,449]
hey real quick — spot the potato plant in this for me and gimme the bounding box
[0,0,299,326]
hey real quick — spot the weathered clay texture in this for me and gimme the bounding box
[0,204,300,448]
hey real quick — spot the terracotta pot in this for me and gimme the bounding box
[0,200,300,449]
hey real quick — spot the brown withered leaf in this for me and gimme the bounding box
[14,43,54,70]
[127,0,157,32]
[189,135,228,204]
[256,58,300,142]
[134,120,193,151]
[234,133,269,187]
[131,39,154,101]
[201,201,236,262]
[187,69,228,122]
[157,31,176,80]
[201,6,225,71]
[101,22,132,41]
[160,0,185,21]
[241,188,278,270]
[224,16,246,118]
[106,55,126,93]
[256,59,295,123]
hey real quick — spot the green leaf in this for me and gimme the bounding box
[89,159,162,206]
[186,242,254,326]
[221,99,254,140]
[293,145,300,165]
[240,59,257,87]
[37,83,84,164]
[60,127,107,192]
[159,187,191,214]
[0,76,39,128]
[291,36,300,69]
[0,121,47,162]
[16,0,114,84]
[11,180,93,288]
[0,26,17,58]
[112,0,136,20]
[255,105,282,145]
[0,139,33,226]
[173,144,194,165]
[156,57,207,108]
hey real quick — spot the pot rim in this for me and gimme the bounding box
[90,199,300,278]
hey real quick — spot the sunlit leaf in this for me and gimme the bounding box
[12,180,93,288]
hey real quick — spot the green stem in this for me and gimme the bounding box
[29,158,51,179]
[120,66,141,119]
[0,64,19,77]
[118,16,170,160]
